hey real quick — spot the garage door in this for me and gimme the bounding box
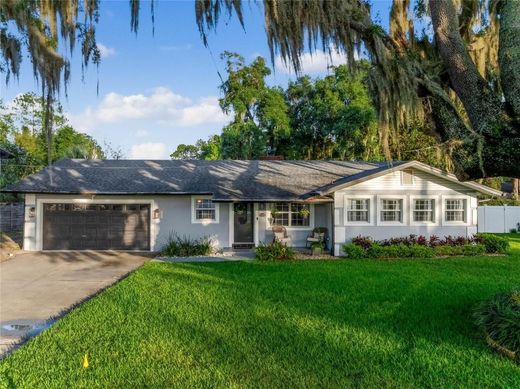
[42,203,150,250]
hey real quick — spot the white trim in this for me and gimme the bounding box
[228,203,234,247]
[191,195,220,224]
[376,195,407,226]
[441,195,470,226]
[409,195,440,226]
[253,203,259,246]
[319,160,503,197]
[35,197,155,251]
[343,194,375,226]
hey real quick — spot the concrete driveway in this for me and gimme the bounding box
[0,251,149,356]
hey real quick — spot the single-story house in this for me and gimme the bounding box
[1,159,501,256]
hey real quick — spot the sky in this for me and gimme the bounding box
[0,0,393,159]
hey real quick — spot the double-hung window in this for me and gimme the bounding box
[445,199,466,222]
[380,199,402,222]
[413,199,434,222]
[346,199,370,222]
[272,203,310,227]
[193,198,217,222]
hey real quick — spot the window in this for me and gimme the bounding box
[380,199,402,222]
[445,199,465,222]
[272,203,310,227]
[413,199,434,222]
[346,199,370,222]
[195,199,216,220]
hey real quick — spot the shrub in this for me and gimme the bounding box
[408,244,435,258]
[352,235,372,249]
[474,289,520,353]
[367,243,387,258]
[462,244,486,256]
[255,241,295,261]
[342,243,367,259]
[161,233,213,257]
[475,233,510,254]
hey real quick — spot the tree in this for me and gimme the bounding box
[3,1,519,178]
[170,144,200,160]
[193,0,520,179]
[219,52,290,156]
[283,63,382,160]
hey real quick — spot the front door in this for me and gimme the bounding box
[233,203,254,245]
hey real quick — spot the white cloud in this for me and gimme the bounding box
[135,129,149,137]
[130,142,168,159]
[68,87,229,133]
[275,49,349,75]
[97,43,116,58]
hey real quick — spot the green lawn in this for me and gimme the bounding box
[1,235,520,388]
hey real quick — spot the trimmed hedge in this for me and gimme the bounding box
[256,241,296,261]
[342,233,493,259]
[475,233,510,254]
[474,289,520,355]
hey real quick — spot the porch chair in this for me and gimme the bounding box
[272,226,290,244]
[306,227,328,248]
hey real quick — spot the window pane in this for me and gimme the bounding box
[196,209,215,220]
[348,210,368,222]
[445,199,465,221]
[413,199,434,222]
[381,199,402,222]
[196,199,214,209]
[195,198,215,220]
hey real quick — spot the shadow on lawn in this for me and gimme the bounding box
[142,260,518,384]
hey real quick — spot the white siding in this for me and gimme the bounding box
[333,168,479,256]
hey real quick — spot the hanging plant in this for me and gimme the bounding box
[299,206,310,218]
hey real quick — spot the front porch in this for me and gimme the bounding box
[229,200,334,251]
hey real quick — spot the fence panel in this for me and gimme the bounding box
[0,202,25,233]
[478,206,520,233]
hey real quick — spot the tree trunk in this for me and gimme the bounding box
[429,0,520,178]
[513,178,519,200]
[499,0,520,120]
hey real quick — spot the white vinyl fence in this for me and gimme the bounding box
[478,206,520,233]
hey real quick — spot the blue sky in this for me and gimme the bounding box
[1,0,393,159]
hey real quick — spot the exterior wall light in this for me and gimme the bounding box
[153,208,161,220]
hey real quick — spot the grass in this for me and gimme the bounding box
[1,234,520,387]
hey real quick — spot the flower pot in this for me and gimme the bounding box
[311,247,323,256]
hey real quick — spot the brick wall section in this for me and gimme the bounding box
[0,203,24,233]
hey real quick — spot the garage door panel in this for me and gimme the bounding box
[43,203,150,250]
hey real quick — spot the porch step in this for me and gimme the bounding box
[232,243,255,250]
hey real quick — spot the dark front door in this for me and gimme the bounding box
[42,203,150,250]
[233,203,254,244]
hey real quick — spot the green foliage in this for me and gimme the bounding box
[170,144,200,159]
[282,62,382,160]
[160,233,213,257]
[475,234,510,254]
[342,243,367,258]
[220,122,266,159]
[255,241,295,261]
[433,244,486,257]
[474,289,520,353]
[0,94,106,200]
[3,247,520,386]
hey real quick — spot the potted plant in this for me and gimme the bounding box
[311,241,324,256]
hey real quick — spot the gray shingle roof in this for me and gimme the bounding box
[1,159,400,201]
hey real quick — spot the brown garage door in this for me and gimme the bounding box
[42,203,150,250]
